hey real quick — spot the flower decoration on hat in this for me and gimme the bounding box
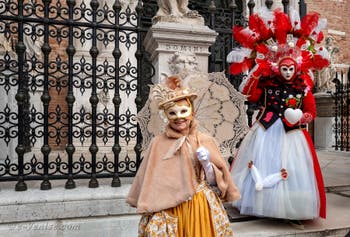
[227,8,330,90]
[151,75,197,110]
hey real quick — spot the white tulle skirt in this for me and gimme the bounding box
[231,119,320,220]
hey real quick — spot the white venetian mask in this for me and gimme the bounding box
[164,103,192,121]
[280,64,296,81]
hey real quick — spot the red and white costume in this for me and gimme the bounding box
[228,9,328,220]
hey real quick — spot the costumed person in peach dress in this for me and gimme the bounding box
[227,8,329,229]
[127,75,240,237]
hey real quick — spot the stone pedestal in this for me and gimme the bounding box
[144,21,217,83]
[314,117,335,149]
[314,92,335,150]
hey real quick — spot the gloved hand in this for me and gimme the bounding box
[196,146,210,164]
[299,112,313,125]
[196,146,216,185]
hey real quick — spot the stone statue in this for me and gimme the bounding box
[153,0,203,24]
[97,90,111,127]
[97,90,110,108]
[0,37,11,52]
[315,36,339,93]
[0,35,14,56]
[168,51,198,74]
[156,0,190,17]
[0,34,43,60]
[119,0,138,12]
[23,34,43,60]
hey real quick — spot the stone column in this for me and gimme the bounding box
[314,93,335,150]
[144,21,218,83]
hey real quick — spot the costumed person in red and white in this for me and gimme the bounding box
[127,75,240,237]
[227,8,329,229]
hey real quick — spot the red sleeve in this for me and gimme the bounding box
[298,91,317,125]
[241,77,263,103]
[302,91,317,119]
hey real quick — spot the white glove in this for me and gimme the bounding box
[196,146,216,185]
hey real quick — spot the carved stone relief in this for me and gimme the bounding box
[168,51,198,75]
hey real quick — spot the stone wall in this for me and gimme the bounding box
[306,0,350,64]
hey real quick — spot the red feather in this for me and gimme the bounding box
[316,31,324,43]
[299,12,320,37]
[312,55,330,70]
[296,37,307,48]
[233,26,258,49]
[254,59,273,77]
[300,51,313,72]
[273,10,292,44]
[300,73,314,89]
[255,43,269,54]
[249,13,271,40]
[300,51,329,72]
[229,58,254,75]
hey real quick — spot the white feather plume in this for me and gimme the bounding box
[289,7,301,30]
[314,18,327,34]
[310,18,327,41]
[257,6,274,28]
[226,47,252,63]
[316,46,330,60]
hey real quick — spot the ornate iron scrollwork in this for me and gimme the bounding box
[0,0,251,190]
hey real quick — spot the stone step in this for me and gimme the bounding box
[231,219,350,237]
[228,193,350,237]
[0,180,136,224]
[0,178,349,237]
[0,180,140,237]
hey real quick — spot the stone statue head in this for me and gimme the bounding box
[168,51,198,74]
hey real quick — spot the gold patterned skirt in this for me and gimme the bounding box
[138,182,233,237]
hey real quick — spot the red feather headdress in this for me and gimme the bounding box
[227,8,330,91]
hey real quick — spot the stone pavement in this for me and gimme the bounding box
[227,149,350,237]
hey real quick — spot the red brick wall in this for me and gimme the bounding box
[47,0,69,149]
[48,43,68,150]
[306,0,350,64]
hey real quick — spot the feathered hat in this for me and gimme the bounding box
[227,8,330,89]
[151,75,197,110]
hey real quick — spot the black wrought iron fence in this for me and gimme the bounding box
[0,0,155,191]
[333,68,350,151]
[0,0,247,191]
